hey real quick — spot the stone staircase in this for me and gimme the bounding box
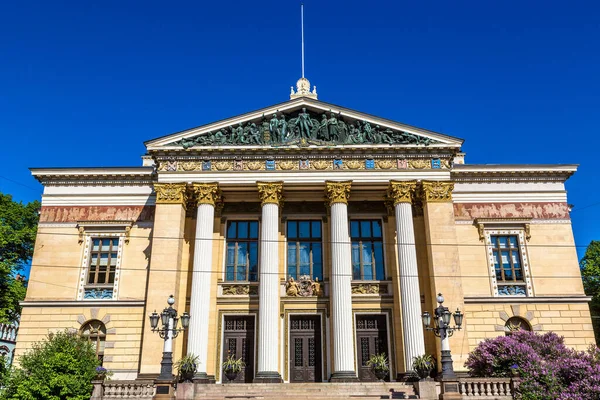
[176,382,418,400]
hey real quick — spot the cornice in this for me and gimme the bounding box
[452,164,577,183]
[31,167,156,187]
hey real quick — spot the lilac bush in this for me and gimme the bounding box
[465,330,600,400]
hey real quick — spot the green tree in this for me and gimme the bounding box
[1,331,99,400]
[581,241,600,344]
[0,192,40,324]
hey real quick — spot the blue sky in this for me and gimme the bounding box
[1,1,598,263]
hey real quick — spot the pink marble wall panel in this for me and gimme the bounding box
[454,202,570,220]
[40,205,155,223]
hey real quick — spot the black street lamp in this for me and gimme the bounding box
[421,293,463,379]
[149,295,190,381]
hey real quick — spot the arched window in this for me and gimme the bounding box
[80,320,106,364]
[505,316,532,335]
[0,345,9,358]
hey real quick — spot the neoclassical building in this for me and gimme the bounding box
[17,80,594,383]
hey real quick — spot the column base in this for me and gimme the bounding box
[192,372,215,383]
[329,371,359,382]
[253,371,283,383]
[438,376,462,400]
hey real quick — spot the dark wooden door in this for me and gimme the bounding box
[223,316,255,383]
[356,315,389,381]
[289,316,322,382]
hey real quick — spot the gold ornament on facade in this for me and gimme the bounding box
[409,159,430,169]
[192,182,222,206]
[312,160,330,170]
[346,160,362,170]
[420,181,454,202]
[351,283,384,294]
[285,276,323,297]
[387,180,417,205]
[377,160,394,170]
[154,183,188,206]
[278,161,295,170]
[247,161,262,170]
[214,161,232,171]
[257,182,284,206]
[222,285,250,295]
[180,161,198,172]
[325,181,352,205]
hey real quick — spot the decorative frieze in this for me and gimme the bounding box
[154,183,188,206]
[222,285,258,296]
[325,181,352,205]
[351,283,388,295]
[83,288,114,300]
[256,182,284,206]
[156,157,452,173]
[420,181,454,203]
[192,182,222,206]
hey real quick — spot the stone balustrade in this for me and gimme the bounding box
[93,380,155,399]
[459,377,514,398]
[0,323,18,342]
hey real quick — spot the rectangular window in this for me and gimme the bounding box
[491,235,523,282]
[88,238,119,285]
[226,221,259,282]
[287,220,323,281]
[350,220,384,280]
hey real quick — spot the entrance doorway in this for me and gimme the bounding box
[223,316,255,383]
[289,315,322,382]
[356,314,389,381]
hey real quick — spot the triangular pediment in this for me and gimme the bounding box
[145,97,463,151]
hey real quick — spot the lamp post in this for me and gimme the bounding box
[421,293,463,379]
[149,295,191,381]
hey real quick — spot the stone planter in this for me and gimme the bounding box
[224,370,238,382]
[372,368,388,381]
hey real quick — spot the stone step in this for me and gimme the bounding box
[177,382,417,399]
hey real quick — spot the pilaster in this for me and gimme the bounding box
[419,181,469,371]
[140,183,188,376]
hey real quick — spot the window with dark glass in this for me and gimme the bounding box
[351,220,384,280]
[491,235,523,282]
[88,238,118,285]
[226,221,259,282]
[287,220,323,281]
[80,320,106,365]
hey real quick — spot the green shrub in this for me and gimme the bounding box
[1,330,100,400]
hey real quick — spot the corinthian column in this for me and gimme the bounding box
[187,183,221,382]
[387,180,425,373]
[325,181,359,382]
[254,182,283,383]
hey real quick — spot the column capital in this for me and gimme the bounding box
[387,180,418,205]
[154,183,188,207]
[420,181,454,203]
[257,182,284,206]
[192,182,222,206]
[325,181,352,206]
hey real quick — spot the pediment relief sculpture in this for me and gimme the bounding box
[167,108,441,148]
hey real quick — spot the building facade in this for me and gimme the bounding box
[16,83,594,382]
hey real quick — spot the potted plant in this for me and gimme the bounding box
[175,353,200,383]
[94,366,113,381]
[222,354,245,382]
[367,353,389,381]
[412,354,435,380]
